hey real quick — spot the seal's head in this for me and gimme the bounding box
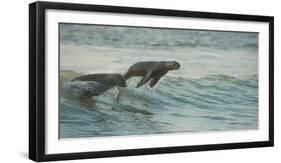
[115,74,127,87]
[166,61,180,70]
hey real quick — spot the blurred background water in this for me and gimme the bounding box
[59,23,258,139]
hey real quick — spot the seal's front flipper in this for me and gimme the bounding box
[136,71,152,88]
[149,77,161,87]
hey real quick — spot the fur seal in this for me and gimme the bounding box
[70,73,126,97]
[124,61,180,88]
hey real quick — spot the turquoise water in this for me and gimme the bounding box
[59,24,258,139]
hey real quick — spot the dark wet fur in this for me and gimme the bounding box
[72,73,126,87]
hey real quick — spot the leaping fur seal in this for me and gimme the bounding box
[124,61,180,88]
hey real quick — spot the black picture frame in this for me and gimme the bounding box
[29,1,274,162]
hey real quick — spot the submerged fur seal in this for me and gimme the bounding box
[124,61,180,88]
[70,73,126,97]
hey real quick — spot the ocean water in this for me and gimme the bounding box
[59,23,258,139]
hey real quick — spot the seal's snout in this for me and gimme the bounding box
[172,61,180,69]
[175,62,180,69]
[119,82,127,87]
[118,76,127,87]
[166,61,180,70]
